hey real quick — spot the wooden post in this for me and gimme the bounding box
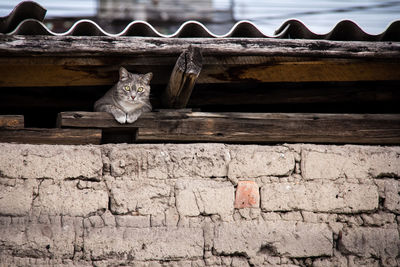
[162,45,203,108]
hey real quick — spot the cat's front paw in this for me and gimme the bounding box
[114,114,127,124]
[127,112,140,123]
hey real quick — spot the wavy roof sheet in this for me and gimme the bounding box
[0,1,46,34]
[1,1,399,41]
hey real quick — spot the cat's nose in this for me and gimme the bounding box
[131,95,135,100]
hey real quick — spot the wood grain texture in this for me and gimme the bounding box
[200,60,400,83]
[58,111,400,144]
[1,59,398,87]
[1,37,399,86]
[0,58,173,86]
[0,115,24,129]
[163,45,203,108]
[0,128,101,144]
[1,36,399,58]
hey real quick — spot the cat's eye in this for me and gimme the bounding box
[124,85,130,91]
[137,87,144,92]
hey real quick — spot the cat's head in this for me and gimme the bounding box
[115,67,152,104]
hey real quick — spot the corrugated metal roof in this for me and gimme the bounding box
[0,1,46,33]
[1,1,399,41]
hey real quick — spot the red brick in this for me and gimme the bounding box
[234,181,260,209]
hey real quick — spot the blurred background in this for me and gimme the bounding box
[1,0,399,35]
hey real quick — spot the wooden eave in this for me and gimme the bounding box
[0,36,399,144]
[0,36,399,87]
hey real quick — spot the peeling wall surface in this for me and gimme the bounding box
[0,143,399,266]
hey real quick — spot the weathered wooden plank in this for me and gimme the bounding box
[0,55,175,86]
[1,36,399,87]
[0,36,399,59]
[0,64,170,87]
[0,128,101,145]
[0,56,178,66]
[1,59,399,87]
[163,46,203,108]
[57,112,119,128]
[58,110,199,128]
[1,37,399,86]
[58,111,400,144]
[136,113,400,144]
[200,60,400,83]
[0,115,24,129]
[0,65,113,87]
[0,55,389,67]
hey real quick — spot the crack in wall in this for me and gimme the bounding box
[30,178,44,214]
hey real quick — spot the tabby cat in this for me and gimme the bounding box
[94,67,153,124]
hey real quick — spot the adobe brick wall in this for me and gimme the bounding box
[0,143,399,266]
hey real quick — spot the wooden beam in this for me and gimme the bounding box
[57,112,121,128]
[0,37,399,86]
[163,46,203,108]
[1,59,399,87]
[0,65,115,87]
[200,61,400,83]
[0,56,175,86]
[1,36,399,59]
[58,111,400,144]
[136,113,400,144]
[0,115,24,129]
[0,128,101,145]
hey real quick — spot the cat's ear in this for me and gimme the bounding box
[142,72,153,84]
[119,67,130,81]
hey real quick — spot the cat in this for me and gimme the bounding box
[94,67,153,124]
